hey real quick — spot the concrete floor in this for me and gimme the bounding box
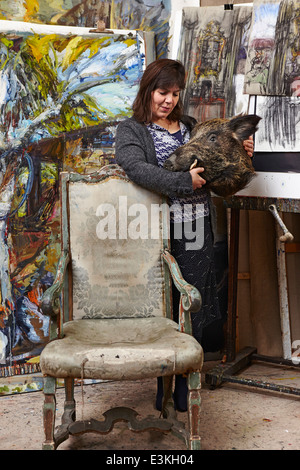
[1,360,300,451]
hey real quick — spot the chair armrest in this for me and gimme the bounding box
[161,249,202,313]
[41,250,70,317]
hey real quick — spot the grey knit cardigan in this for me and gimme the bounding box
[115,116,197,198]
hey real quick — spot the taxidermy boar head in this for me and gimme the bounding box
[164,114,261,197]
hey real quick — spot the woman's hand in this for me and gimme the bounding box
[190,167,206,190]
[189,137,253,192]
[243,135,254,157]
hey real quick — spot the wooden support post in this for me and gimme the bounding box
[226,208,240,362]
[275,223,292,359]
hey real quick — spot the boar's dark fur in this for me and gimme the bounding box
[164,114,261,197]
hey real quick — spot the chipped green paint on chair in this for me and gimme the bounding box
[40,164,203,450]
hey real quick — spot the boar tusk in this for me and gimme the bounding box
[190,159,198,170]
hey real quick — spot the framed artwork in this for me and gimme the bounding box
[177,6,253,121]
[245,1,300,181]
[255,95,300,152]
[244,0,300,97]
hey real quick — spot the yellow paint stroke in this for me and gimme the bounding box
[26,355,40,363]
[61,37,111,71]
[26,34,58,63]
[269,377,298,381]
[110,0,117,29]
[23,0,39,22]
[123,38,136,47]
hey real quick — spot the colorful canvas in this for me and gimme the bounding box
[177,6,253,122]
[0,21,153,377]
[244,0,300,97]
[0,0,170,58]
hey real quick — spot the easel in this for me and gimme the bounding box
[206,195,300,396]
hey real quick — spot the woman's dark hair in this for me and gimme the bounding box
[132,59,186,123]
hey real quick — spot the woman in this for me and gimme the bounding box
[115,59,253,411]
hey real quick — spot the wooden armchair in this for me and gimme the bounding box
[40,164,203,450]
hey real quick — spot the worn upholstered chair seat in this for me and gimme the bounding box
[40,318,203,380]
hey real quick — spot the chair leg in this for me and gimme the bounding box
[42,376,57,450]
[162,375,175,418]
[187,371,201,450]
[62,378,76,424]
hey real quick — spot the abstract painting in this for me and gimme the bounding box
[244,0,300,96]
[0,21,153,378]
[177,6,253,122]
[0,0,171,58]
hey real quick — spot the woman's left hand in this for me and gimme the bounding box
[243,135,254,158]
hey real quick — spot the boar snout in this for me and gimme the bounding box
[164,152,200,172]
[163,155,176,171]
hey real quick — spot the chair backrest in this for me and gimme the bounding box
[61,165,172,322]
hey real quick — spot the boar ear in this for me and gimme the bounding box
[181,115,197,132]
[229,114,261,141]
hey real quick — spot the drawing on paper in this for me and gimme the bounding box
[254,95,300,151]
[244,0,300,96]
[0,24,149,374]
[177,6,253,122]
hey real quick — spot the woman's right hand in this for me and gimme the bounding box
[190,167,206,190]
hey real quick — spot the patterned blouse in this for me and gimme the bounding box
[147,121,209,223]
